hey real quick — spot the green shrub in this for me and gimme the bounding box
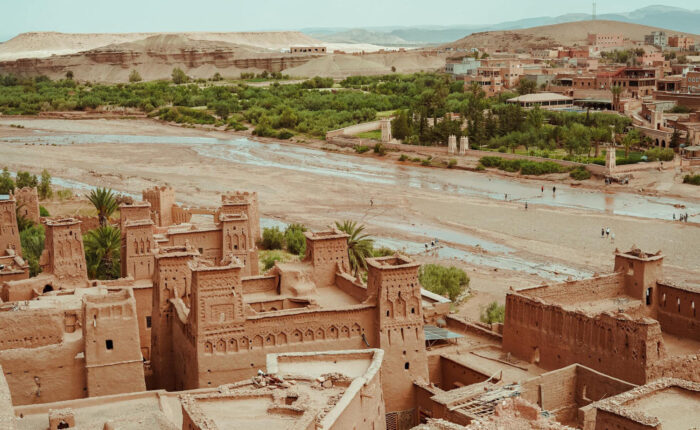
[38,169,52,199]
[418,264,469,302]
[261,227,284,250]
[277,130,294,140]
[399,154,408,161]
[20,224,45,277]
[371,246,395,257]
[171,68,188,84]
[479,156,503,168]
[56,189,73,200]
[519,161,564,175]
[39,206,50,217]
[354,145,370,154]
[475,164,485,171]
[683,174,700,185]
[480,301,505,324]
[373,143,386,156]
[284,223,307,256]
[569,166,591,180]
[421,159,432,166]
[447,158,457,168]
[644,148,674,162]
[128,70,142,83]
[260,250,289,271]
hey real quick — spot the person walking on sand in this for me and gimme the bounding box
[504,193,508,200]
[370,199,373,207]
[606,227,610,237]
[541,185,544,193]
[553,186,556,194]
[601,228,605,238]
[525,202,528,210]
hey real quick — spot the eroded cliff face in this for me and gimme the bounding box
[0,34,321,82]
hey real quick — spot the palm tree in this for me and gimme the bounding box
[87,187,118,226]
[334,220,374,276]
[610,85,622,112]
[83,225,121,280]
[621,130,640,158]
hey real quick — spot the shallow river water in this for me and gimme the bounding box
[5,131,698,281]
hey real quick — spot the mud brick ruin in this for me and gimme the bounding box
[0,186,698,429]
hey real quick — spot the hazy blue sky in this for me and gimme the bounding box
[1,0,697,41]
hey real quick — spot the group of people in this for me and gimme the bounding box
[601,227,615,241]
[673,213,690,222]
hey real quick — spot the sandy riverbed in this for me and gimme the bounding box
[1,118,698,318]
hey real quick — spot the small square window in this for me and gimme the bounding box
[106,339,114,350]
[146,316,152,328]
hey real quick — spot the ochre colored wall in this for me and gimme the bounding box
[594,409,658,430]
[503,293,663,384]
[656,283,700,341]
[0,309,87,405]
[193,307,377,389]
[438,356,489,391]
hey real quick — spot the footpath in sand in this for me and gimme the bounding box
[0,118,698,318]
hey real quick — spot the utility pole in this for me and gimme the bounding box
[592,1,597,20]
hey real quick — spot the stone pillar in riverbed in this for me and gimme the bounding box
[380,119,392,143]
[459,136,468,155]
[605,144,616,173]
[448,135,457,155]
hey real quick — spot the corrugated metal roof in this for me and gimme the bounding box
[424,325,462,341]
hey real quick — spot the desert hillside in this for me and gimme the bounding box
[443,20,699,51]
[0,31,321,61]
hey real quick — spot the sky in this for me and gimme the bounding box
[0,0,698,41]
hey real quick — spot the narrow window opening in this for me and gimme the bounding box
[105,339,114,350]
[146,316,152,328]
[404,362,410,370]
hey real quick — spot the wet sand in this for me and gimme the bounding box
[1,118,698,314]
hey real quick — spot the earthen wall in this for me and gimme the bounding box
[241,275,277,294]
[503,293,663,384]
[0,308,87,405]
[194,306,377,389]
[522,273,626,304]
[82,290,146,397]
[13,187,40,224]
[369,256,429,415]
[594,409,658,430]
[40,219,88,284]
[0,200,21,257]
[438,356,489,391]
[165,229,222,261]
[130,286,153,361]
[655,283,700,341]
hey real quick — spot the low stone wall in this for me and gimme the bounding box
[326,120,381,138]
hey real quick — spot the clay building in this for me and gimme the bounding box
[149,231,429,424]
[0,286,145,405]
[668,35,695,50]
[587,33,624,48]
[3,348,385,430]
[0,195,29,283]
[13,187,40,225]
[291,46,327,54]
[502,248,700,385]
[3,185,698,429]
[2,218,89,302]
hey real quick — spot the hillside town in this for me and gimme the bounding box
[0,2,699,430]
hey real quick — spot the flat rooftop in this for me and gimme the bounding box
[625,387,700,429]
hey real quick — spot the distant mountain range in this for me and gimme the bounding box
[305,5,700,45]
